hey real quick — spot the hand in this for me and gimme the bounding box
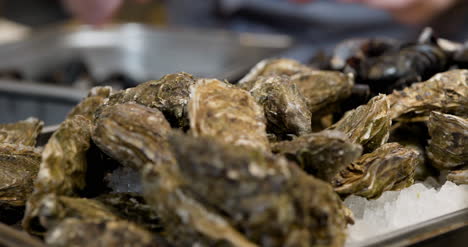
[62,0,149,26]
[341,0,458,25]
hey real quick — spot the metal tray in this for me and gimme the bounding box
[0,24,292,125]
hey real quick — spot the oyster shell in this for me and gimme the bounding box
[67,86,112,121]
[0,144,41,207]
[46,218,159,247]
[95,193,162,232]
[290,71,354,115]
[143,133,349,247]
[23,115,92,233]
[388,69,468,119]
[447,167,468,185]
[239,58,314,84]
[189,79,270,152]
[240,75,311,138]
[105,72,197,128]
[426,111,468,169]
[0,117,43,146]
[92,103,174,170]
[329,94,391,153]
[271,130,362,182]
[332,143,421,199]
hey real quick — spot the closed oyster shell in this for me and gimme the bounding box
[240,75,311,138]
[46,218,159,247]
[426,111,468,169]
[92,103,174,170]
[447,167,468,185]
[23,115,92,233]
[189,79,270,152]
[0,117,43,146]
[290,71,354,115]
[0,144,41,207]
[143,133,349,247]
[332,143,421,199]
[105,72,197,128]
[239,58,314,84]
[272,130,362,182]
[388,69,468,119]
[329,94,391,153]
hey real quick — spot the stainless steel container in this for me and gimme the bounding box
[0,24,292,125]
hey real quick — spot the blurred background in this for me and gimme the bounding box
[0,0,467,125]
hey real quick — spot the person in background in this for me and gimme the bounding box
[61,0,467,47]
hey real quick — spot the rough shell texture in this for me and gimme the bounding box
[104,72,197,128]
[388,69,468,119]
[0,144,41,206]
[290,71,354,114]
[426,111,468,169]
[189,79,270,152]
[67,86,112,121]
[332,143,421,199]
[23,115,92,233]
[329,94,391,153]
[143,133,349,247]
[272,130,362,182]
[240,75,311,138]
[92,103,174,170]
[447,167,468,185]
[46,218,159,247]
[239,58,314,84]
[0,117,43,146]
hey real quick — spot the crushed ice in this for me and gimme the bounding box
[345,180,468,244]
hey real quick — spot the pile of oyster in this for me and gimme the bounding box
[1,30,467,247]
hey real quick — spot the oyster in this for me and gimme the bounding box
[23,115,92,233]
[105,72,197,128]
[290,71,354,115]
[46,218,159,247]
[0,144,41,207]
[189,79,270,152]
[329,94,391,153]
[239,58,314,84]
[92,103,174,170]
[240,75,311,138]
[426,111,468,169]
[0,117,43,146]
[332,143,421,199]
[95,193,162,232]
[67,86,112,121]
[388,69,468,119]
[447,167,468,185]
[143,133,349,247]
[272,130,362,182]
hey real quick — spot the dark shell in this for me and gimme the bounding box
[46,218,159,247]
[92,103,174,170]
[388,69,468,119]
[189,79,270,152]
[0,118,43,146]
[143,133,349,247]
[329,94,391,153]
[239,58,314,84]
[23,115,93,234]
[0,144,41,207]
[272,130,362,182]
[104,72,197,128]
[426,112,468,169]
[290,71,354,115]
[240,75,311,139]
[332,143,422,199]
